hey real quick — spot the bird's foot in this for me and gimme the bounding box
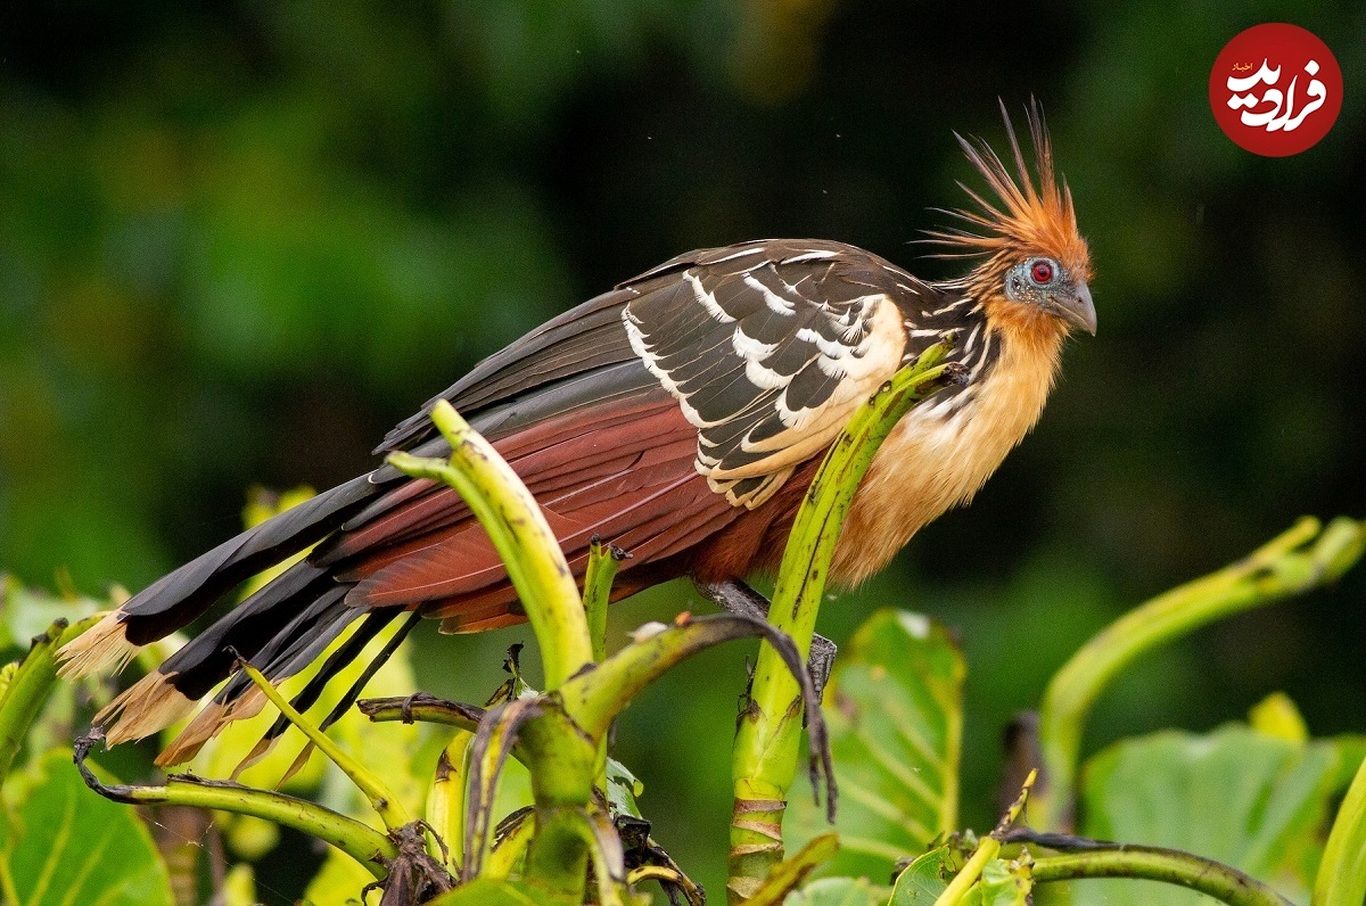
[696,578,836,702]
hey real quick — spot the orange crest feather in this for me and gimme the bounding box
[926,100,1090,282]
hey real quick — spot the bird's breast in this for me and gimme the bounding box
[828,324,1065,584]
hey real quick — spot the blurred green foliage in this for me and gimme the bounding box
[2,1,1364,901]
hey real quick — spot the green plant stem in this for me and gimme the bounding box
[728,341,957,903]
[74,737,394,878]
[1034,515,1365,831]
[237,658,411,830]
[566,614,827,746]
[1313,752,1366,906]
[517,710,600,905]
[386,400,593,690]
[386,401,605,903]
[582,540,622,663]
[0,615,101,785]
[483,811,535,880]
[427,732,473,871]
[1030,849,1293,906]
[935,769,1035,906]
[360,694,486,734]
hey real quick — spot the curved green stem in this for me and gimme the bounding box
[359,693,486,734]
[74,735,394,878]
[1034,515,1365,831]
[565,614,828,758]
[386,400,593,690]
[1030,850,1293,906]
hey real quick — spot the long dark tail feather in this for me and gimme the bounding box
[235,609,422,781]
[59,474,384,679]
[92,560,352,749]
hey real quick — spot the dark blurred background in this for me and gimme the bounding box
[2,1,1363,901]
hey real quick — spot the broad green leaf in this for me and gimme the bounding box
[788,610,964,882]
[1077,722,1362,904]
[0,748,174,906]
[783,876,882,905]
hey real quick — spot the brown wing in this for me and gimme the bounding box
[622,240,913,507]
[321,239,918,628]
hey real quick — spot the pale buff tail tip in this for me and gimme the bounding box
[56,612,142,680]
[156,686,266,768]
[96,671,198,749]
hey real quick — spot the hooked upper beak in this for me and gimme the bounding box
[1051,281,1097,336]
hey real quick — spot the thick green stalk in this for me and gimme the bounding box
[582,540,622,663]
[386,401,601,902]
[1313,752,1366,906]
[0,615,101,785]
[1030,849,1293,906]
[728,342,958,902]
[386,400,593,689]
[1034,516,1365,830]
[516,709,600,905]
[426,732,473,870]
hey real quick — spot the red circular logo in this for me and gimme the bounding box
[1209,23,1342,157]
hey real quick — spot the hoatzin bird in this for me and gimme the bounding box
[60,106,1094,764]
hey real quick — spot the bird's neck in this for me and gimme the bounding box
[830,292,1068,585]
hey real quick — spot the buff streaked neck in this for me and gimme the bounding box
[829,303,1068,586]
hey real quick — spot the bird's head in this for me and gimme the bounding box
[926,101,1096,337]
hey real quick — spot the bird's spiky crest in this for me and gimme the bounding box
[924,99,1089,279]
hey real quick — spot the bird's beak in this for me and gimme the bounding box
[1051,281,1097,335]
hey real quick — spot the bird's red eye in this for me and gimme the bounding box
[1030,260,1055,284]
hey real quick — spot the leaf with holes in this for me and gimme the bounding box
[0,748,174,906]
[787,609,964,882]
[1077,719,1365,904]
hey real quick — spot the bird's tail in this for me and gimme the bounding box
[58,474,380,680]
[90,558,418,766]
[57,473,404,763]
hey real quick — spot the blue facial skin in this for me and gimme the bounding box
[1005,257,1097,335]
